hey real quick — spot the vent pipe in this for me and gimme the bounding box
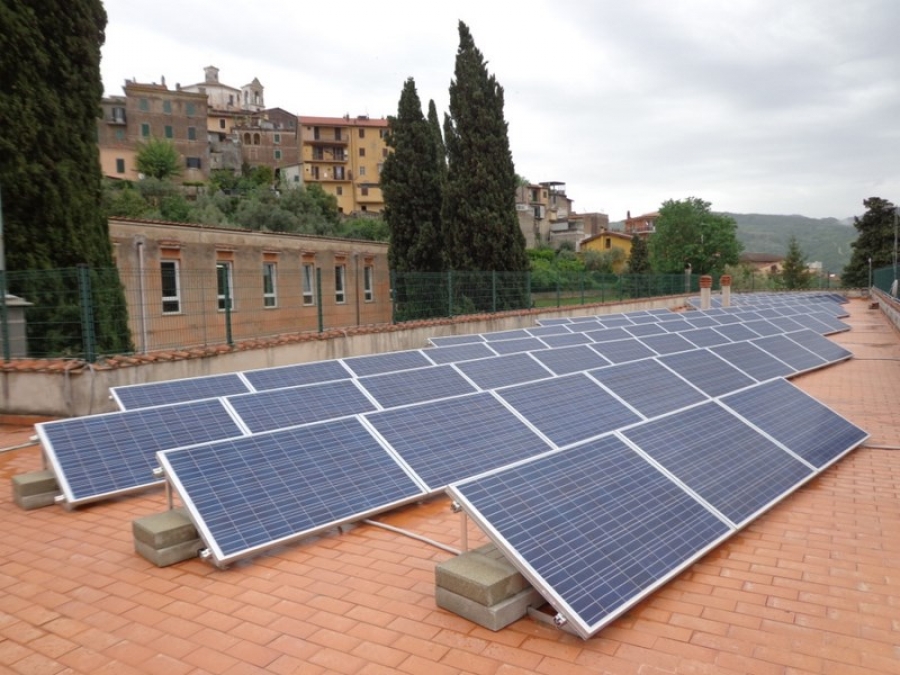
[699,275,712,310]
[720,274,732,307]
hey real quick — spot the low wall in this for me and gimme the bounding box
[1,296,689,418]
[872,288,900,333]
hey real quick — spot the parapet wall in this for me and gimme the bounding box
[1,296,687,418]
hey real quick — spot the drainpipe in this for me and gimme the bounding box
[135,235,148,353]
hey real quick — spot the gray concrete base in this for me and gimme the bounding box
[133,508,201,567]
[435,543,543,631]
[435,585,544,631]
[12,470,59,510]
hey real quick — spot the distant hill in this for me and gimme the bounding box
[724,213,857,274]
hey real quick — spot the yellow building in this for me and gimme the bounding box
[579,231,634,273]
[298,115,389,215]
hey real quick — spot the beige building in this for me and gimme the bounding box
[108,218,391,354]
[299,115,389,215]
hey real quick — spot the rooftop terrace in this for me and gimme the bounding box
[1,297,898,674]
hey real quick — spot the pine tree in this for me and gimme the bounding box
[780,236,812,289]
[626,234,651,273]
[842,197,897,287]
[442,21,528,275]
[0,1,131,356]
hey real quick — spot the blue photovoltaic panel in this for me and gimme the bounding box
[584,327,632,343]
[37,399,245,506]
[357,365,477,408]
[751,335,827,372]
[784,329,852,364]
[589,359,707,419]
[564,321,604,333]
[529,345,611,375]
[596,316,634,328]
[427,334,485,347]
[684,315,723,329]
[740,319,784,337]
[158,417,424,566]
[449,435,732,638]
[680,327,732,348]
[720,379,868,469]
[342,350,432,377]
[807,311,850,333]
[626,313,665,325]
[366,392,552,491]
[766,316,807,333]
[537,317,574,325]
[638,333,696,355]
[589,339,657,364]
[226,380,376,433]
[111,373,250,410]
[496,374,641,447]
[488,337,547,355]
[527,324,575,338]
[656,312,690,323]
[712,322,763,342]
[711,312,742,325]
[423,342,496,364]
[570,315,603,324]
[541,332,594,347]
[710,341,795,381]
[622,402,814,525]
[731,310,764,322]
[484,329,532,341]
[623,323,669,337]
[454,352,553,390]
[242,360,351,392]
[660,320,695,333]
[658,350,756,397]
[784,313,835,335]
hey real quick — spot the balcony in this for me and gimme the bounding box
[306,135,348,146]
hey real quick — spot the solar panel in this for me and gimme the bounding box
[536,317,573,325]
[595,316,634,328]
[626,313,665,325]
[528,345,611,375]
[422,342,496,364]
[638,333,696,355]
[740,319,784,337]
[357,365,477,408]
[158,418,425,567]
[484,329,532,341]
[622,402,814,526]
[782,329,852,365]
[527,325,575,337]
[679,327,732,348]
[454,352,553,390]
[583,327,633,343]
[623,323,669,337]
[111,373,251,410]
[720,379,868,469]
[365,392,552,491]
[765,316,807,333]
[242,360,351,391]
[658,350,756,397]
[807,311,850,333]
[37,399,245,506]
[342,350,432,377]
[589,338,657,364]
[709,341,795,381]
[496,374,642,447]
[487,337,547,355]
[751,334,827,372]
[448,435,732,638]
[682,315,721,329]
[226,380,377,432]
[564,321,604,333]
[427,334,486,347]
[784,313,837,335]
[541,332,594,347]
[712,322,763,342]
[588,359,707,419]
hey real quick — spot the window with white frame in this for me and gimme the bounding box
[364,265,374,302]
[302,263,316,305]
[216,261,234,311]
[263,262,277,307]
[334,264,346,303]
[161,260,181,313]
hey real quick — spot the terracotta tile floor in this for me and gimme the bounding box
[1,297,898,674]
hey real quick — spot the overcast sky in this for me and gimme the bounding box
[100,0,899,221]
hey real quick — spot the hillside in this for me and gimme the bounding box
[725,213,857,274]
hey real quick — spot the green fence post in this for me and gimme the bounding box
[492,271,497,313]
[316,267,324,332]
[526,270,532,308]
[555,269,561,308]
[0,270,9,362]
[77,264,97,362]
[447,270,453,317]
[580,271,585,306]
[390,270,396,324]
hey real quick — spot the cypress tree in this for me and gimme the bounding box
[0,1,131,356]
[443,21,528,275]
[780,236,812,289]
[842,197,897,287]
[626,234,651,273]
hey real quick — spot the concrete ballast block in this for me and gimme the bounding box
[133,509,201,567]
[12,470,60,510]
[435,585,544,631]
[435,543,530,606]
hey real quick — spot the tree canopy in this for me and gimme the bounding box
[648,197,742,276]
[841,197,897,287]
[780,235,812,289]
[136,138,182,180]
[442,21,528,274]
[626,234,651,274]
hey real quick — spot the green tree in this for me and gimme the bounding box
[780,236,812,289]
[135,138,182,180]
[382,78,445,273]
[443,21,528,275]
[649,197,742,276]
[0,0,131,355]
[626,234,651,273]
[842,197,897,287]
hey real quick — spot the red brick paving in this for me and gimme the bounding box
[1,297,898,674]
